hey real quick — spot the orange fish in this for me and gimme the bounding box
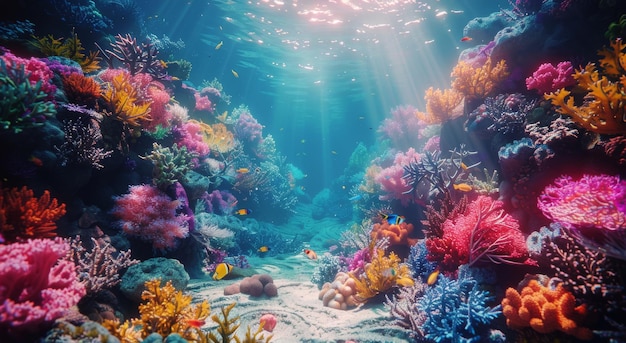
[460,36,472,42]
[303,249,317,260]
[235,208,251,215]
[453,183,473,192]
[236,168,250,174]
[186,318,206,328]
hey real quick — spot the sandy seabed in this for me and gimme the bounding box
[186,205,412,343]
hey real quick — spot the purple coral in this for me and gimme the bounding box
[0,238,86,339]
[234,111,264,146]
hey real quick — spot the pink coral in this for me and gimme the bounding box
[174,121,210,157]
[0,238,85,339]
[426,196,531,273]
[194,92,214,112]
[234,111,264,146]
[1,52,57,100]
[112,184,190,250]
[525,61,575,94]
[375,147,421,206]
[378,106,428,151]
[538,174,626,230]
[145,81,172,131]
[259,313,277,332]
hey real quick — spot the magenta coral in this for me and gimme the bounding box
[112,184,190,250]
[145,81,172,132]
[525,61,575,94]
[234,111,264,146]
[174,121,210,157]
[426,196,531,272]
[194,92,214,112]
[538,174,626,230]
[1,51,57,100]
[200,189,238,215]
[375,147,421,206]
[0,238,85,339]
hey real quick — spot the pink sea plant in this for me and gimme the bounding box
[1,51,57,100]
[378,105,428,151]
[0,238,86,339]
[174,120,210,157]
[145,81,172,131]
[112,184,190,250]
[426,195,531,273]
[525,61,575,94]
[375,147,421,206]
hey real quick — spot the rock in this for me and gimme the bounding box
[120,257,189,302]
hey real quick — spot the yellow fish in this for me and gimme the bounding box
[258,246,270,253]
[235,208,251,215]
[453,183,472,192]
[460,162,468,170]
[215,40,223,50]
[231,69,239,78]
[427,269,440,286]
[236,168,250,174]
[212,263,234,280]
[217,111,228,122]
[396,276,415,287]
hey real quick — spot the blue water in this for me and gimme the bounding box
[136,0,508,193]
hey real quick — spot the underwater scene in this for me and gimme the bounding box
[2,0,626,342]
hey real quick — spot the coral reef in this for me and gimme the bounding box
[318,272,359,310]
[0,238,85,340]
[349,248,414,303]
[0,186,66,242]
[502,278,593,340]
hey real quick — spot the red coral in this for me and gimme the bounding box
[426,196,531,273]
[0,238,86,340]
[112,184,189,251]
[61,72,101,107]
[0,186,66,243]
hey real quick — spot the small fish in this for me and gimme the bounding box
[382,268,396,278]
[348,194,362,202]
[396,276,415,287]
[258,246,270,253]
[235,208,251,215]
[236,168,250,174]
[186,318,206,328]
[460,162,468,170]
[453,183,473,192]
[460,36,472,42]
[303,249,318,260]
[215,40,223,50]
[29,156,43,167]
[380,213,405,225]
[427,269,440,286]
[231,69,239,78]
[331,150,337,155]
[212,262,234,280]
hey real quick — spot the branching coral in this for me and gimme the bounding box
[502,278,593,340]
[30,32,101,73]
[202,302,273,343]
[68,237,139,294]
[0,238,86,340]
[112,184,189,251]
[426,196,531,273]
[57,119,112,170]
[101,69,152,128]
[97,34,163,77]
[0,186,66,243]
[416,274,501,342]
[349,248,414,302]
[0,57,56,133]
[466,93,536,138]
[416,87,464,124]
[370,221,418,249]
[545,39,626,134]
[104,279,211,343]
[142,142,197,190]
[61,72,101,107]
[385,280,428,340]
[451,58,509,100]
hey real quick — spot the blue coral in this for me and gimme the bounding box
[407,240,437,281]
[311,254,344,289]
[416,274,501,342]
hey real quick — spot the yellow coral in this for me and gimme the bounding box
[417,87,464,124]
[545,39,626,134]
[359,165,382,194]
[104,279,211,343]
[189,120,237,154]
[349,248,414,302]
[451,59,509,100]
[102,72,152,128]
[30,32,100,73]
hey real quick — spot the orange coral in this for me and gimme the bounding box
[417,87,464,124]
[545,39,626,134]
[451,58,509,100]
[370,221,418,247]
[0,186,66,242]
[62,72,101,107]
[502,279,592,340]
[102,71,152,128]
[189,120,237,154]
